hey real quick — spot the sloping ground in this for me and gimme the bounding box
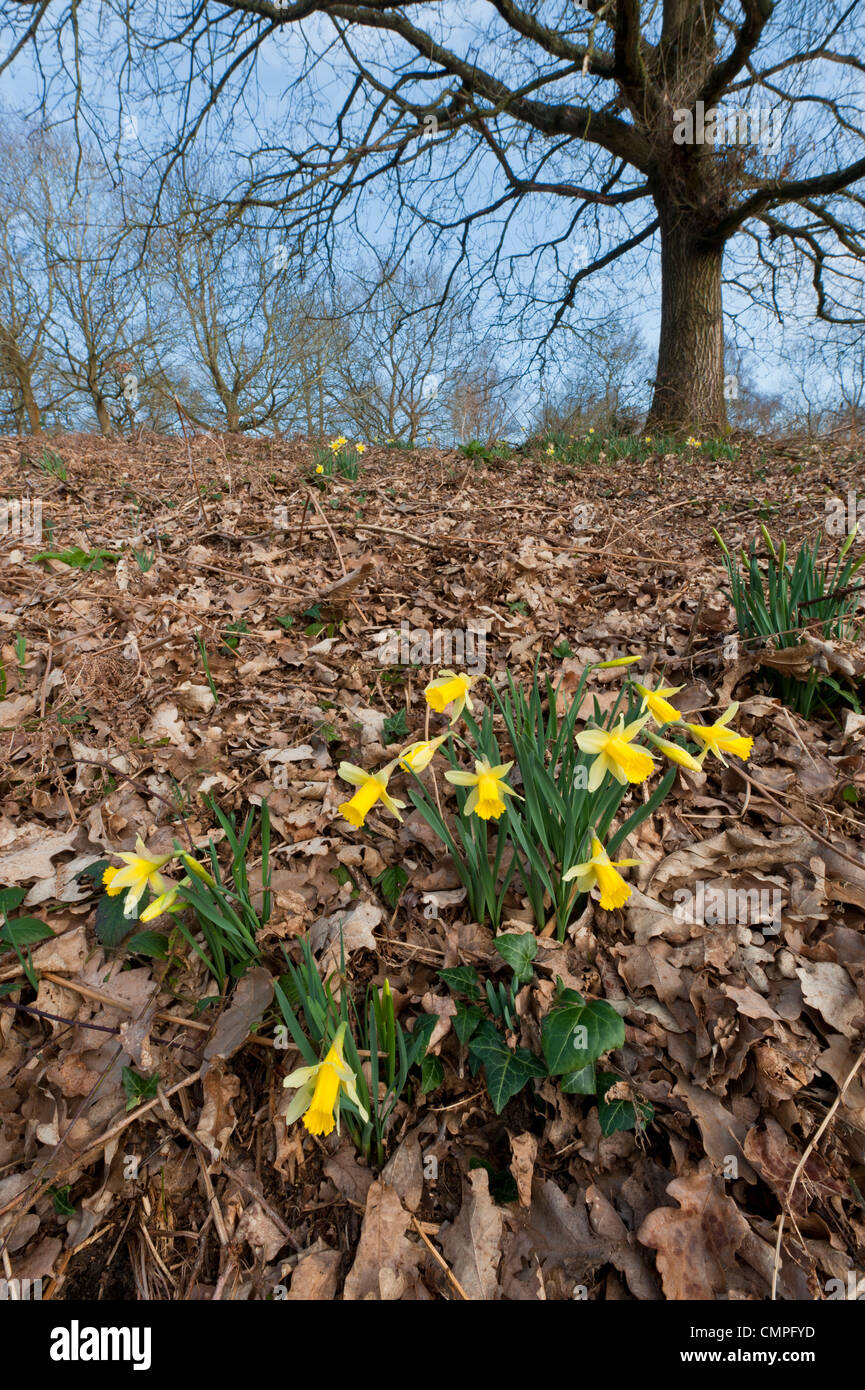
[0,429,864,1301]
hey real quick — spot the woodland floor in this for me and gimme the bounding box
[1,430,864,1301]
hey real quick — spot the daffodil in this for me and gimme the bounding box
[315,464,324,474]
[682,703,754,767]
[139,880,183,922]
[643,729,703,772]
[181,853,217,887]
[104,837,175,918]
[283,1024,368,1137]
[644,436,652,445]
[356,442,366,454]
[338,758,406,828]
[562,836,641,911]
[576,715,655,791]
[686,435,702,448]
[545,443,555,456]
[633,680,685,726]
[399,734,449,773]
[444,757,520,820]
[424,670,479,723]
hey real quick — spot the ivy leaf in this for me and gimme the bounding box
[421,1055,444,1094]
[125,931,169,959]
[404,1013,437,1070]
[95,890,144,947]
[596,1070,654,1136]
[382,707,409,743]
[468,1020,546,1114]
[493,932,537,985]
[438,965,481,1000]
[542,994,625,1075]
[121,1066,159,1111]
[560,1063,597,1094]
[453,1000,484,1046]
[373,864,408,908]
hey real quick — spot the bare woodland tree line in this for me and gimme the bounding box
[0,122,862,443]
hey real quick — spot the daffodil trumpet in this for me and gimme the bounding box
[282,1023,368,1137]
[562,836,641,911]
[631,679,685,727]
[423,670,481,724]
[338,758,406,828]
[444,757,521,821]
[681,703,754,767]
[575,714,655,792]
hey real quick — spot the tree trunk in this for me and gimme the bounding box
[0,330,42,432]
[19,374,42,434]
[647,209,727,433]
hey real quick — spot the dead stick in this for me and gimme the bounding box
[173,395,209,525]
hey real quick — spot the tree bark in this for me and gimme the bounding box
[647,208,727,433]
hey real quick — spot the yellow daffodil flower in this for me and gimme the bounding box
[104,837,175,918]
[563,836,641,910]
[683,703,754,767]
[338,758,406,828]
[181,853,217,887]
[686,436,702,448]
[424,670,479,723]
[315,464,324,473]
[595,654,641,669]
[137,853,216,923]
[588,427,595,434]
[643,729,703,772]
[576,715,655,791]
[444,757,520,820]
[644,437,652,445]
[399,734,449,773]
[139,880,182,922]
[283,1024,368,1137]
[633,680,685,726]
[356,442,366,454]
[545,443,555,456]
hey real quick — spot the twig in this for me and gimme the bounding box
[410,1214,470,1300]
[173,395,209,525]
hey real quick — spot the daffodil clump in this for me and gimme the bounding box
[332,658,754,935]
[276,941,436,1164]
[97,805,272,986]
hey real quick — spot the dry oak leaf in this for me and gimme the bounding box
[286,1246,342,1300]
[508,1131,538,1208]
[194,1061,241,1162]
[440,1167,503,1300]
[342,1180,422,1301]
[795,961,864,1040]
[381,1129,424,1213]
[637,1170,751,1300]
